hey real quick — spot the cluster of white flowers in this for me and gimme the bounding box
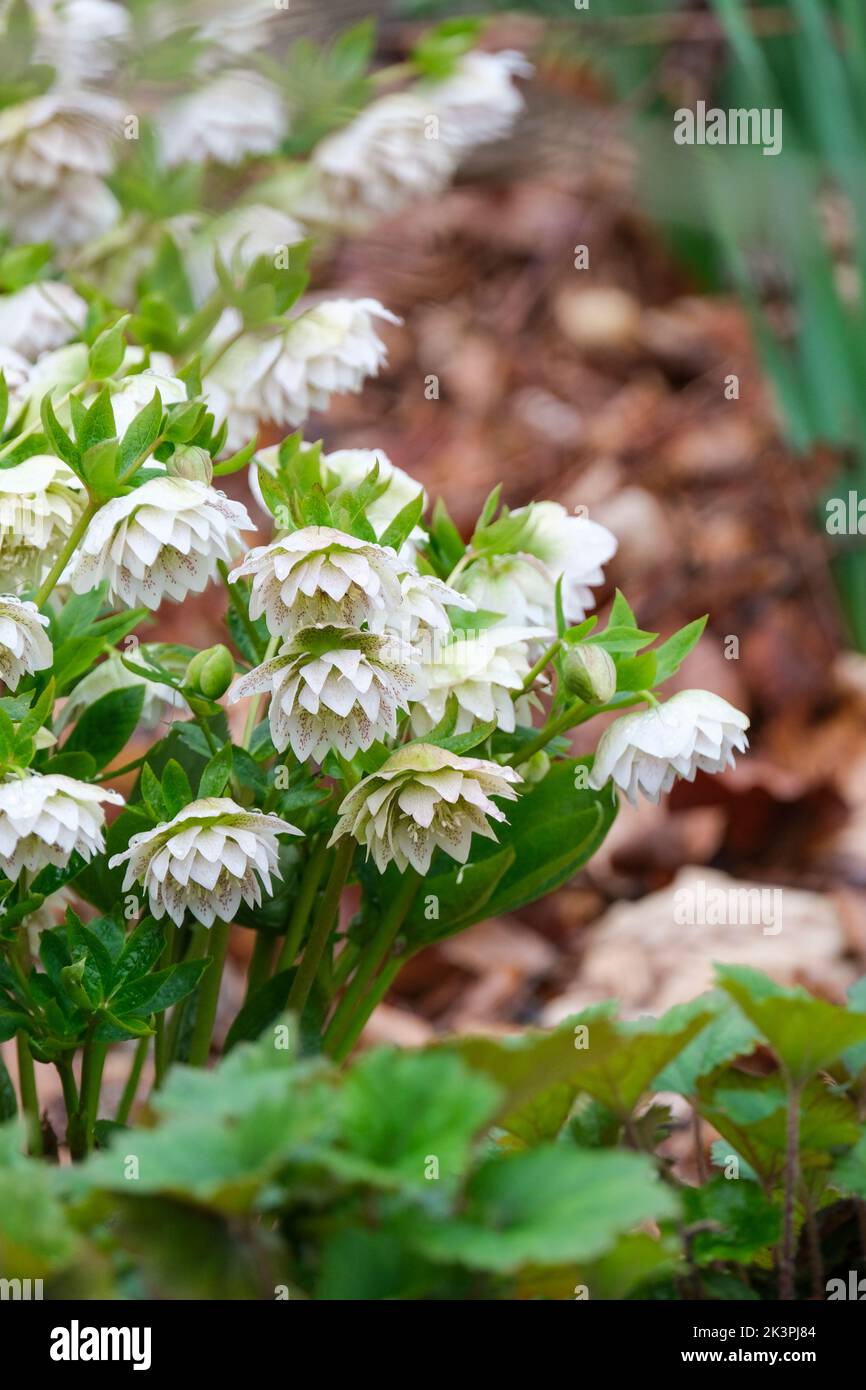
[302,50,533,232]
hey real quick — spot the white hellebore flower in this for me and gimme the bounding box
[457,553,556,630]
[0,281,87,359]
[307,93,458,230]
[411,626,547,736]
[322,448,427,555]
[230,626,425,763]
[0,596,52,690]
[425,50,533,149]
[0,345,32,415]
[398,572,475,643]
[109,798,301,928]
[210,298,400,440]
[68,476,254,610]
[0,455,85,591]
[0,773,123,880]
[157,71,286,168]
[34,0,132,80]
[511,501,617,623]
[0,89,121,190]
[330,742,521,875]
[588,690,750,806]
[5,173,119,248]
[229,526,403,638]
[108,369,188,437]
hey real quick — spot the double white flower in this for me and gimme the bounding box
[411,626,546,737]
[0,772,123,880]
[510,501,618,624]
[330,742,521,876]
[589,690,750,805]
[157,70,286,169]
[207,298,399,442]
[0,281,87,359]
[0,597,52,690]
[230,626,425,763]
[68,476,253,610]
[109,797,301,928]
[229,527,404,637]
[0,455,85,591]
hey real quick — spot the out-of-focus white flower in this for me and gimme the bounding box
[510,501,617,623]
[330,741,521,875]
[0,281,87,359]
[54,649,187,734]
[0,455,85,591]
[17,342,89,430]
[322,448,426,552]
[305,92,459,230]
[229,526,403,637]
[108,369,187,437]
[0,345,32,418]
[4,172,120,247]
[423,50,532,149]
[183,0,276,61]
[230,625,425,763]
[457,553,556,629]
[25,884,73,955]
[208,298,400,440]
[68,476,254,610]
[0,89,120,190]
[34,0,131,79]
[398,572,475,642]
[411,625,547,736]
[188,204,306,302]
[157,71,286,169]
[588,690,750,805]
[0,596,51,690]
[109,797,301,928]
[0,772,123,880]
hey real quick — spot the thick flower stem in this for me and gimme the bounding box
[245,931,276,1001]
[330,957,403,1064]
[287,838,354,1019]
[115,1037,149,1125]
[16,1033,42,1156]
[505,698,586,767]
[277,835,329,971]
[324,869,421,1058]
[34,499,99,610]
[187,918,233,1068]
[516,638,562,697]
[69,1034,107,1159]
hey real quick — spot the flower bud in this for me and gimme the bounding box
[518,750,550,783]
[185,644,235,700]
[561,643,617,705]
[167,445,213,485]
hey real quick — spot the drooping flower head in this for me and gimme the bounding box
[588,690,750,805]
[510,501,617,624]
[0,281,87,359]
[0,773,123,880]
[157,71,286,168]
[109,797,301,928]
[230,625,425,763]
[68,476,254,610]
[0,596,52,690]
[411,625,548,736]
[423,50,533,148]
[330,741,522,875]
[0,455,85,591]
[456,553,556,631]
[398,571,475,645]
[229,526,403,638]
[0,89,121,191]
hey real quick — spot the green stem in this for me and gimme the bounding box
[115,432,165,487]
[218,560,265,660]
[276,835,329,971]
[56,1056,79,1120]
[779,1079,801,1300]
[70,1034,107,1159]
[324,869,420,1057]
[115,1037,149,1125]
[516,638,562,697]
[245,931,276,1001]
[287,837,354,1018]
[330,957,403,1064]
[16,1033,42,1156]
[187,918,233,1067]
[445,550,474,587]
[242,633,280,748]
[34,500,98,610]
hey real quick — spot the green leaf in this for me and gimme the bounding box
[655,991,761,1095]
[682,1176,781,1265]
[40,392,80,468]
[717,964,866,1084]
[112,958,208,1017]
[112,917,166,992]
[412,1145,677,1274]
[65,685,145,770]
[161,759,193,818]
[0,372,8,435]
[224,970,295,1053]
[198,743,233,798]
[377,491,425,553]
[140,761,168,822]
[77,385,116,452]
[119,389,163,472]
[653,616,708,684]
[87,315,129,380]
